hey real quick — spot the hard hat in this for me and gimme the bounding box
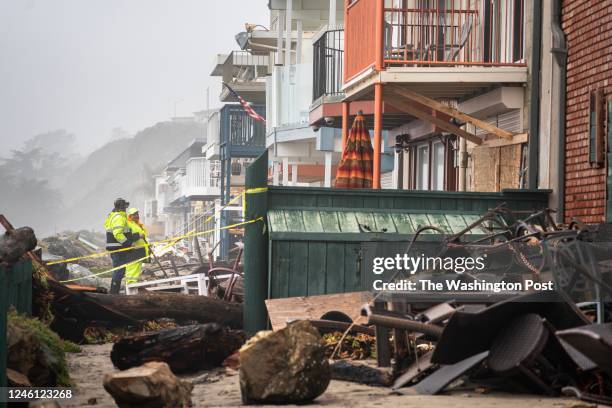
[127,207,139,216]
[114,198,129,209]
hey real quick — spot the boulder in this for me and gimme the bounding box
[239,320,330,404]
[103,362,193,408]
[7,311,72,386]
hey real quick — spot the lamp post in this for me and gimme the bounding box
[173,99,184,118]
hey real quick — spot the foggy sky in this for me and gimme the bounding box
[0,0,269,155]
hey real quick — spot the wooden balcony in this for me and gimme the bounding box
[341,0,529,189]
[344,0,527,98]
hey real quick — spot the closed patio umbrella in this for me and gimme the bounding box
[335,112,374,188]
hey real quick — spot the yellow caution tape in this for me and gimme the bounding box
[243,187,268,213]
[245,187,268,194]
[47,192,247,266]
[58,217,264,283]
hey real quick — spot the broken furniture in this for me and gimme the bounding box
[556,322,612,377]
[487,313,570,395]
[398,351,489,396]
[125,272,232,295]
[542,231,612,323]
[206,242,244,302]
[432,291,589,365]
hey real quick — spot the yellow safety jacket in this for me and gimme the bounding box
[127,220,149,259]
[104,211,132,250]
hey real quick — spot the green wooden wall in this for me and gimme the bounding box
[266,187,550,299]
[243,151,550,330]
[0,258,33,392]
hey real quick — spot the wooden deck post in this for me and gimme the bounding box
[374,0,384,71]
[243,152,269,333]
[373,0,385,189]
[373,82,383,189]
[341,101,350,152]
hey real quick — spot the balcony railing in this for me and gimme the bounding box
[345,0,377,81]
[345,0,526,81]
[313,28,344,102]
[227,50,270,82]
[166,158,221,202]
[220,104,266,152]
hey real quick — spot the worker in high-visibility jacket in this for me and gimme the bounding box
[104,198,134,294]
[124,207,149,286]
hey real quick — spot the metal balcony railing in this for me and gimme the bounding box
[313,28,344,101]
[345,0,526,81]
[219,104,266,151]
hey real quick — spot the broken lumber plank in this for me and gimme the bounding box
[86,292,243,328]
[482,132,528,148]
[388,85,514,139]
[110,323,245,373]
[265,292,372,331]
[385,94,483,145]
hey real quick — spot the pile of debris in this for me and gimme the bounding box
[357,294,612,404]
[40,231,109,271]
[259,205,612,404]
[322,331,376,360]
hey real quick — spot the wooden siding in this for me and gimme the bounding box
[344,0,377,81]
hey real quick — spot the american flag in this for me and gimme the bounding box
[223,82,266,123]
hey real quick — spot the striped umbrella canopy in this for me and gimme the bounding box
[335,113,374,188]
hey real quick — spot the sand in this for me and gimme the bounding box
[64,344,594,408]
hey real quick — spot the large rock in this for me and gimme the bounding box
[7,311,71,386]
[239,320,330,404]
[103,362,193,408]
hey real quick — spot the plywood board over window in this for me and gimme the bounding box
[471,144,522,192]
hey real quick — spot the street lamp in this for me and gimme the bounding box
[173,99,184,118]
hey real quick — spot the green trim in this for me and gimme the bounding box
[270,232,455,242]
[268,186,551,200]
[267,206,486,214]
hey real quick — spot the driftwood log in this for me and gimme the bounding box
[0,226,37,264]
[111,323,245,373]
[86,292,243,328]
[330,360,393,386]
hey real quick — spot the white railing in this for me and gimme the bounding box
[183,157,221,198]
[268,62,313,130]
[205,111,220,160]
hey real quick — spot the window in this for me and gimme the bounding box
[416,144,429,190]
[589,89,604,167]
[432,141,445,190]
[231,161,242,175]
[483,0,524,63]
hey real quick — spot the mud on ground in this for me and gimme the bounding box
[64,344,595,408]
